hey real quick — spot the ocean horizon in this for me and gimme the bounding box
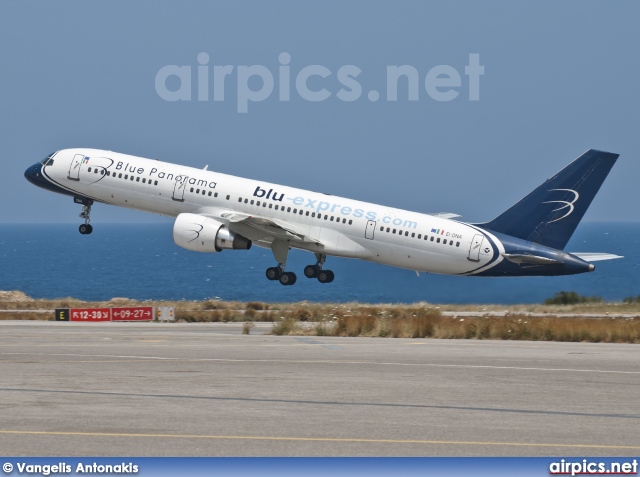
[0,222,637,304]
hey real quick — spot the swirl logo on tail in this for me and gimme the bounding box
[543,189,579,223]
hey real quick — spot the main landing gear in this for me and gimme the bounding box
[303,253,334,283]
[265,239,297,286]
[265,265,297,286]
[76,197,94,235]
[265,245,334,286]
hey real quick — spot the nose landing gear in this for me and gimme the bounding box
[75,197,94,235]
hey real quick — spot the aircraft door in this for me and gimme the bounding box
[468,234,484,261]
[68,154,84,181]
[172,176,188,201]
[365,220,376,240]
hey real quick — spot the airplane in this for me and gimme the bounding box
[25,148,622,285]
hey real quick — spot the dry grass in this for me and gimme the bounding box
[269,312,640,343]
[0,291,638,342]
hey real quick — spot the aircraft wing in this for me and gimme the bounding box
[571,253,624,262]
[430,212,462,219]
[217,211,323,245]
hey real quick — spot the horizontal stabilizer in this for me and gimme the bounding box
[501,253,560,265]
[571,252,623,262]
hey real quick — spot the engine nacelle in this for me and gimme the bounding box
[173,213,252,253]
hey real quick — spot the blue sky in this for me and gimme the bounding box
[2,1,638,224]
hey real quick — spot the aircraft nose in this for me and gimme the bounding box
[24,163,42,185]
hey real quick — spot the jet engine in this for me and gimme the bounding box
[173,213,252,252]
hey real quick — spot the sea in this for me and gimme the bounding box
[1,222,638,304]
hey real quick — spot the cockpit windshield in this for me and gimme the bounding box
[40,151,57,166]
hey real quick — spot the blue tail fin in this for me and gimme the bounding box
[478,149,618,250]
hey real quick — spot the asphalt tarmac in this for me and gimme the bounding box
[0,321,638,456]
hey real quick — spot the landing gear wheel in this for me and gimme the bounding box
[266,267,281,281]
[304,264,319,278]
[317,270,334,283]
[279,272,297,286]
[77,197,94,235]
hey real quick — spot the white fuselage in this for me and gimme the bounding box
[38,148,505,275]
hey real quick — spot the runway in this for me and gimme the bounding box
[0,321,638,456]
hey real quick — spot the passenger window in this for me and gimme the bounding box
[119,173,123,178]
[348,220,352,225]
[443,239,447,245]
[264,203,267,207]
[226,195,230,200]
[393,229,396,234]
[275,205,279,210]
[293,208,297,213]
[257,201,261,206]
[269,204,272,208]
[405,231,409,236]
[124,175,128,179]
[386,227,390,232]
[324,215,328,220]
[250,200,254,205]
[155,180,158,185]
[456,242,460,247]
[430,237,434,242]
[244,199,248,204]
[312,212,316,217]
[287,207,291,212]
[417,234,421,239]
[342,218,346,223]
[214,192,218,197]
[136,177,140,182]
[142,178,146,183]
[411,233,415,238]
[306,211,309,216]
[437,238,441,243]
[330,216,334,221]
[88,167,92,172]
